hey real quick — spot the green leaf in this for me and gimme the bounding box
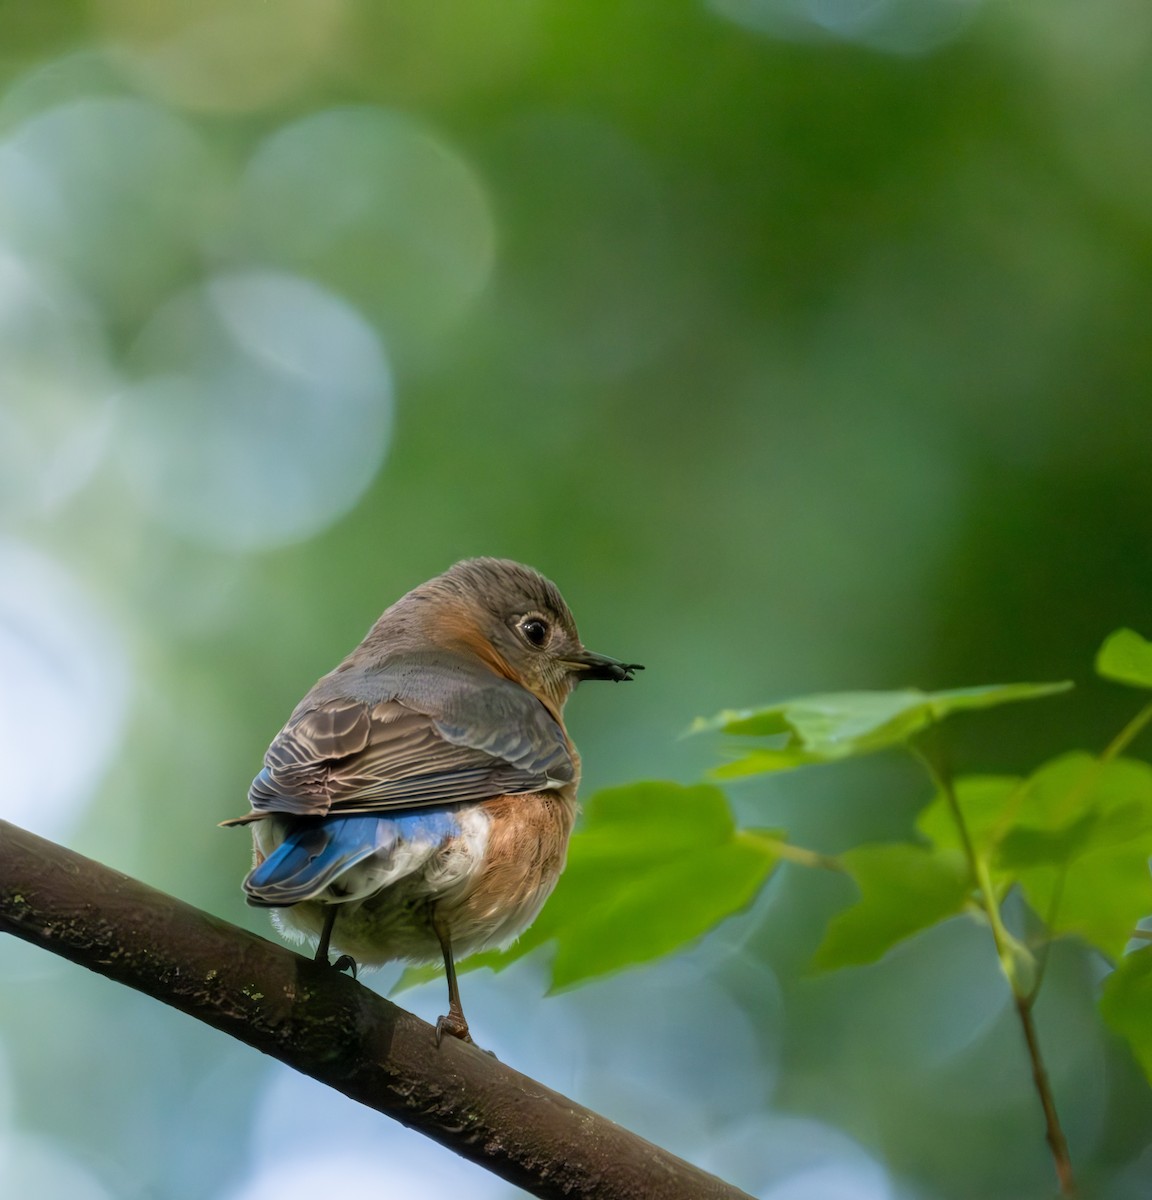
[695,682,1071,777]
[696,689,939,752]
[916,753,1152,960]
[916,756,1152,956]
[994,752,1099,853]
[1020,855,1152,960]
[916,775,1024,859]
[1101,948,1152,1085]
[566,780,738,863]
[689,707,793,738]
[921,682,1074,715]
[551,830,779,990]
[444,781,782,990]
[811,843,971,971]
[710,747,824,779]
[394,781,760,994]
[912,752,1152,959]
[988,752,1152,958]
[996,816,1098,868]
[1097,628,1152,689]
[998,754,1152,863]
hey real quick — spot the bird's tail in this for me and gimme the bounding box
[243,815,396,906]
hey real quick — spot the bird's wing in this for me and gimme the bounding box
[244,676,574,819]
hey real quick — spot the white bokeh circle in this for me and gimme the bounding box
[237,107,495,354]
[0,96,221,320]
[119,271,393,552]
[0,247,118,517]
[0,542,129,838]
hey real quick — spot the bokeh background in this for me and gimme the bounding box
[2,1,1152,1197]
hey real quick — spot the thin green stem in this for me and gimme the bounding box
[910,743,1017,980]
[1101,699,1152,765]
[1015,994,1077,1197]
[1025,874,1067,1009]
[911,731,1077,1197]
[739,831,843,872]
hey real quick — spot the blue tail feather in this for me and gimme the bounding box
[244,810,460,906]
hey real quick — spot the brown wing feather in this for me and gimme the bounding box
[244,697,567,819]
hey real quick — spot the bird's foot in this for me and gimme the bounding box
[435,1012,497,1057]
[331,954,359,978]
[435,1011,473,1046]
[313,948,359,978]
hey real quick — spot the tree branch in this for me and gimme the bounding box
[0,819,752,1200]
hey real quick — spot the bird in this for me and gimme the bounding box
[223,557,641,1044]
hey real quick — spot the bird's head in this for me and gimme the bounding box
[402,557,642,710]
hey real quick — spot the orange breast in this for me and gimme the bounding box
[446,789,579,951]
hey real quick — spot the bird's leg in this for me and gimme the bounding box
[315,904,337,962]
[432,910,472,1045]
[314,905,357,978]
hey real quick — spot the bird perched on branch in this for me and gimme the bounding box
[224,558,641,1044]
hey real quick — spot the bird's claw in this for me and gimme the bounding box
[435,1012,473,1046]
[330,954,358,978]
[435,1013,497,1056]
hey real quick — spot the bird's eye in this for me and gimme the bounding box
[519,617,549,647]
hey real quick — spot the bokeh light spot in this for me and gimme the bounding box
[710,0,983,55]
[237,107,496,356]
[0,50,129,133]
[119,271,393,552]
[0,247,118,517]
[0,541,128,838]
[334,0,542,105]
[1019,1,1152,223]
[703,1114,897,1200]
[232,1068,509,1200]
[0,96,221,323]
[93,0,350,114]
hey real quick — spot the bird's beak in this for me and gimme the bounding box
[566,650,644,682]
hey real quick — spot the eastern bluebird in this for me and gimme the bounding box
[224,558,641,1044]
